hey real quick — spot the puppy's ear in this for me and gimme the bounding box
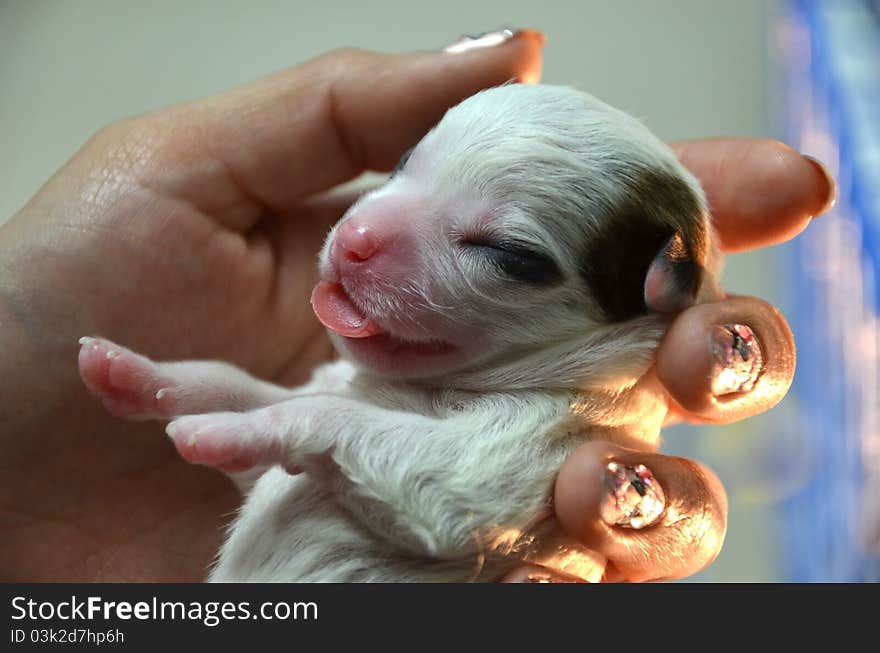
[581,168,709,321]
[643,232,701,313]
[583,224,704,321]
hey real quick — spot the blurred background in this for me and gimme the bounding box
[1,0,877,581]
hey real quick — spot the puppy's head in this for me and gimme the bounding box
[312,84,720,387]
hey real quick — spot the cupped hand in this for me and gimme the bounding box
[0,30,833,582]
[0,32,543,581]
[541,139,835,582]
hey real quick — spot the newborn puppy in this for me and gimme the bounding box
[79,84,723,582]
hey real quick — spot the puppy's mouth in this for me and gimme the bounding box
[310,280,461,371]
[310,280,451,346]
[310,281,385,338]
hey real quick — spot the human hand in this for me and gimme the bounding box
[520,138,835,582]
[0,30,833,582]
[0,30,543,581]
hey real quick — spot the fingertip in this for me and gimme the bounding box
[672,138,837,252]
[441,28,544,66]
[554,442,671,550]
[505,29,545,83]
[656,296,796,423]
[427,27,546,102]
[554,443,728,581]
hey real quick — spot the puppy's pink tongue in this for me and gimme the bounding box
[310,281,383,338]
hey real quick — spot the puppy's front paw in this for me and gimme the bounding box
[78,336,177,419]
[166,413,280,473]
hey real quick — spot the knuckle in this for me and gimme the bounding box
[83,116,167,179]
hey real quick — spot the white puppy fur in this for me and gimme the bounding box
[81,84,723,582]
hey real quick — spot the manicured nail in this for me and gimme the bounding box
[709,324,763,396]
[504,565,586,583]
[522,573,577,584]
[444,28,516,54]
[600,462,665,529]
[801,154,837,216]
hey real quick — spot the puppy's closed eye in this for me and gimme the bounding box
[463,240,563,285]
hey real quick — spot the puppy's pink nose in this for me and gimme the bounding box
[336,219,380,263]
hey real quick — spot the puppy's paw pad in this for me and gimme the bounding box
[77,336,169,418]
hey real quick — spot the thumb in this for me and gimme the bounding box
[118,30,545,219]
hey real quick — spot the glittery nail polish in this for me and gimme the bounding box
[520,571,585,583]
[443,28,516,54]
[600,462,665,529]
[710,324,763,396]
[523,573,557,583]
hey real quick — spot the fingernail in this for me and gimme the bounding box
[443,28,517,54]
[801,154,837,216]
[600,462,665,529]
[505,565,586,583]
[521,573,576,584]
[709,324,763,396]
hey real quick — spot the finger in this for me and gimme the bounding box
[655,295,795,424]
[120,30,544,227]
[672,138,836,253]
[554,441,728,582]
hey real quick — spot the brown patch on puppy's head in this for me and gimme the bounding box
[580,167,709,322]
